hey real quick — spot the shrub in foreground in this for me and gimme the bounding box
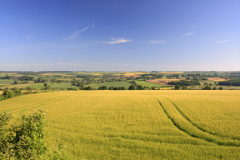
[0,110,70,160]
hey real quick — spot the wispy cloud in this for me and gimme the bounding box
[189,26,197,29]
[215,40,228,43]
[149,40,166,44]
[62,24,94,41]
[62,30,81,41]
[81,24,94,32]
[100,37,132,44]
[182,32,197,37]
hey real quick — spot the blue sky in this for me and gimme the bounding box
[0,0,240,71]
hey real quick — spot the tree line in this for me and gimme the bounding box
[218,80,240,86]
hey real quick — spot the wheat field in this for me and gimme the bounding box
[0,91,240,159]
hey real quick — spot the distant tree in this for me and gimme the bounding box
[120,87,125,90]
[136,85,144,90]
[131,81,137,86]
[213,87,216,90]
[26,87,33,90]
[128,85,135,90]
[67,87,77,90]
[175,85,180,90]
[151,86,156,90]
[44,83,48,87]
[108,86,114,90]
[45,85,51,90]
[2,89,14,99]
[182,85,187,90]
[202,85,212,90]
[219,87,223,90]
[83,86,94,90]
[113,87,118,90]
[98,86,107,90]
[14,80,19,84]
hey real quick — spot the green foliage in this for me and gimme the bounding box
[181,85,187,90]
[175,85,180,90]
[2,89,14,99]
[0,110,70,160]
[44,85,51,90]
[128,85,135,90]
[131,81,137,86]
[120,86,125,90]
[98,86,108,90]
[202,85,212,90]
[67,87,78,90]
[136,85,144,90]
[108,86,114,90]
[168,80,200,86]
[151,86,156,90]
[83,86,95,90]
[218,80,240,86]
[0,110,47,159]
[219,87,223,90]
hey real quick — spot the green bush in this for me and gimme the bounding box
[98,86,108,90]
[2,89,14,99]
[128,85,135,90]
[0,110,70,160]
[202,85,212,90]
[67,87,78,90]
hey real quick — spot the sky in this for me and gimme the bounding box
[0,0,240,71]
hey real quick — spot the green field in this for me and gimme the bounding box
[51,82,79,89]
[84,82,132,89]
[135,80,167,88]
[0,91,240,159]
[0,83,33,89]
[28,82,80,90]
[0,80,14,84]
[28,83,52,89]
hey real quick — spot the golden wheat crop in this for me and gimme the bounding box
[0,91,240,159]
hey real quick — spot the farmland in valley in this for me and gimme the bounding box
[1,90,240,159]
[207,78,228,81]
[146,79,183,86]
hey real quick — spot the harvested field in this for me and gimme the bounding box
[207,78,227,81]
[125,75,141,78]
[159,72,183,74]
[147,79,182,85]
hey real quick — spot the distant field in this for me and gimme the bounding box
[28,82,79,90]
[28,83,51,89]
[207,77,227,81]
[0,83,33,89]
[135,80,167,88]
[147,79,182,86]
[84,82,132,89]
[0,80,14,84]
[159,72,183,74]
[51,82,79,89]
[0,73,22,77]
[0,91,240,159]
[38,73,74,77]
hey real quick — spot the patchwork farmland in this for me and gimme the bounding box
[1,90,240,159]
